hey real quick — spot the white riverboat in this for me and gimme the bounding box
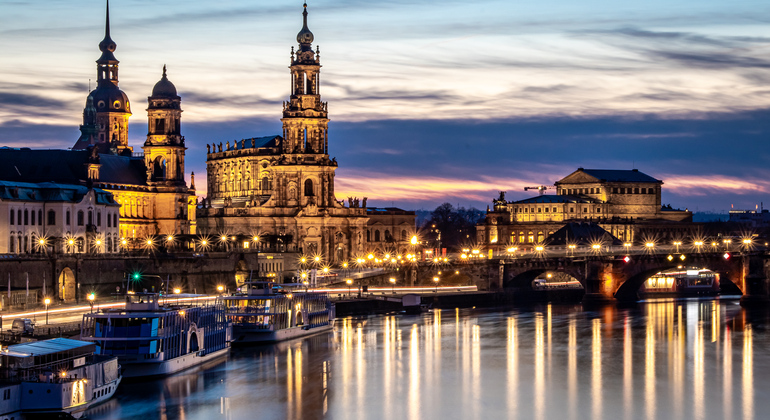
[0,338,121,419]
[80,293,231,378]
[223,282,334,344]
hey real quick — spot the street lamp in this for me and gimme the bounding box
[87,293,95,313]
[433,276,439,293]
[346,279,353,297]
[44,297,51,325]
[217,285,224,295]
[389,277,396,294]
[673,241,682,253]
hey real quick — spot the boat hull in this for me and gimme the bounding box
[231,324,333,344]
[120,347,229,378]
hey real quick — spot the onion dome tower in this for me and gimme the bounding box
[143,66,186,186]
[281,2,329,156]
[74,0,132,153]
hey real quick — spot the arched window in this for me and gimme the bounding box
[24,210,28,226]
[304,179,314,197]
[401,230,407,241]
[9,235,15,253]
[37,209,42,225]
[107,213,111,227]
[113,214,118,228]
[66,210,71,225]
[366,230,371,242]
[374,230,381,242]
[47,210,55,226]
[30,210,34,226]
[17,210,22,226]
[9,210,14,225]
[77,211,84,226]
[107,237,112,253]
[88,211,93,226]
[153,156,166,181]
[97,212,101,226]
[261,177,270,192]
[385,230,391,241]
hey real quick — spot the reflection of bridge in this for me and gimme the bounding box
[488,248,770,304]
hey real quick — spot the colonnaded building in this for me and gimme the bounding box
[0,2,415,260]
[196,4,414,263]
[478,168,693,249]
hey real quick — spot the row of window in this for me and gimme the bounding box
[367,229,409,243]
[514,206,602,214]
[560,186,656,195]
[8,233,120,253]
[9,209,118,228]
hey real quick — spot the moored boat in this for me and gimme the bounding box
[80,293,231,378]
[0,337,121,419]
[223,282,334,344]
[639,267,719,299]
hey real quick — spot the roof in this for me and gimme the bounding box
[546,222,622,246]
[558,168,661,184]
[582,169,659,183]
[98,154,148,186]
[0,148,148,187]
[0,180,117,205]
[6,338,93,358]
[513,195,596,204]
[0,148,89,184]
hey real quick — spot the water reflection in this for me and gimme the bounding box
[87,299,770,420]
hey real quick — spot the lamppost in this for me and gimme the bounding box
[673,241,682,253]
[44,297,51,324]
[87,293,95,313]
[433,276,439,293]
[346,279,353,297]
[173,288,181,305]
[389,277,396,294]
[217,285,224,296]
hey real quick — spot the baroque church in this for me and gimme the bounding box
[197,4,376,262]
[0,1,415,261]
[0,0,196,252]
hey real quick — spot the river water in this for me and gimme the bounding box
[86,299,768,420]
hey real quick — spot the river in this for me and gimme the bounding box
[86,298,767,420]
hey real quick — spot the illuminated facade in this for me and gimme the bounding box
[480,168,693,246]
[72,3,197,241]
[197,4,373,262]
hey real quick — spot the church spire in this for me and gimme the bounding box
[296,2,314,51]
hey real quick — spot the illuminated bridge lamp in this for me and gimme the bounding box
[433,276,440,292]
[38,238,46,246]
[167,235,174,242]
[411,235,418,245]
[645,242,655,249]
[314,256,321,263]
[389,277,396,294]
[592,244,601,251]
[535,246,544,252]
[173,288,181,294]
[367,254,374,260]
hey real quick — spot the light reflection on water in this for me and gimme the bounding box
[87,299,768,420]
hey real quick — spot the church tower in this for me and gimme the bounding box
[143,66,186,186]
[281,3,329,156]
[74,0,131,153]
[275,2,336,207]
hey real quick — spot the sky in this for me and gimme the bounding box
[2,0,770,212]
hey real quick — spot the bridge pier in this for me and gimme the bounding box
[582,261,615,305]
[740,254,769,308]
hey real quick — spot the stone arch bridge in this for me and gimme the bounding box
[494,251,769,303]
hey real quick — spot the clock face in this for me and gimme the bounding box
[113,100,121,109]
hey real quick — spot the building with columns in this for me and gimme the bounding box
[479,168,693,248]
[198,4,410,262]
